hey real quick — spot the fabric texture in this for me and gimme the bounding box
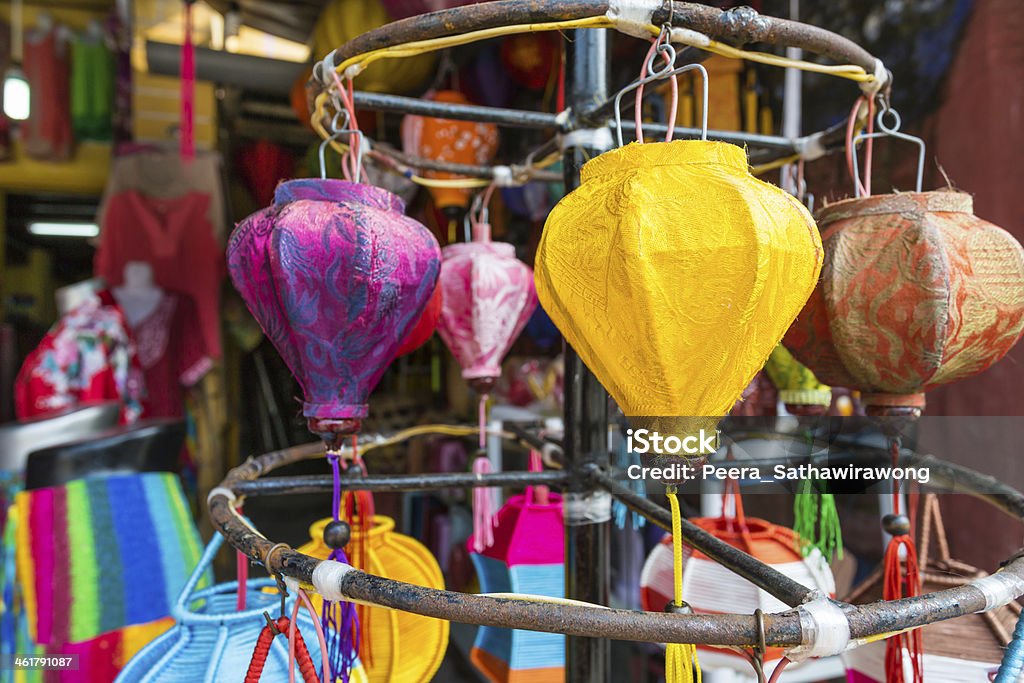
[95,190,224,359]
[437,223,537,382]
[1,473,205,682]
[227,178,441,423]
[784,191,1024,406]
[128,291,212,418]
[536,140,823,423]
[14,290,144,423]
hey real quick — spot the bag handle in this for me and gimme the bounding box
[171,531,285,624]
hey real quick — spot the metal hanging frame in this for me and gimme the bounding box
[206,2,1024,681]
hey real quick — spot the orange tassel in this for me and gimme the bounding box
[883,534,923,683]
[342,488,375,667]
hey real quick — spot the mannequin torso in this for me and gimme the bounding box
[113,261,163,327]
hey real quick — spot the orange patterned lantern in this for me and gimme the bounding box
[401,90,499,215]
[784,191,1024,414]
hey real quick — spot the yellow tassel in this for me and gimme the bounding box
[666,489,702,683]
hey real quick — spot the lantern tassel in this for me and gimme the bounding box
[472,395,496,552]
[320,452,360,683]
[343,487,375,668]
[793,476,843,561]
[882,534,923,683]
[666,488,701,683]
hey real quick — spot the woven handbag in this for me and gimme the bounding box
[117,532,367,682]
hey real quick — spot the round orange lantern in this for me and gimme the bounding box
[401,90,499,215]
[784,190,1024,414]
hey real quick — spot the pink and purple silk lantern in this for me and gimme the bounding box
[437,221,537,393]
[227,178,441,445]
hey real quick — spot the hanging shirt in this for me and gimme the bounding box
[14,290,144,423]
[96,190,223,359]
[130,291,212,417]
[70,34,114,141]
[97,151,227,243]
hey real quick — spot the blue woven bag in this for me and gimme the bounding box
[117,532,366,682]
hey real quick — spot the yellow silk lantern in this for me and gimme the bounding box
[312,0,435,95]
[536,140,823,432]
[299,516,448,683]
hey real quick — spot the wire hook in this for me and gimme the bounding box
[852,102,925,196]
[613,32,708,147]
[318,109,367,183]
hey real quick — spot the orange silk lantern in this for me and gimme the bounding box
[401,91,499,214]
[784,191,1024,414]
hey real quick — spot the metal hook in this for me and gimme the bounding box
[613,60,708,147]
[750,608,767,683]
[852,103,925,196]
[318,120,367,183]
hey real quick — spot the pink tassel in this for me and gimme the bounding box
[472,456,495,552]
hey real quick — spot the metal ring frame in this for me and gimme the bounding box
[307,0,884,172]
[209,433,1024,650]
[206,0,1024,673]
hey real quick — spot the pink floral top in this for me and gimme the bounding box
[15,290,145,423]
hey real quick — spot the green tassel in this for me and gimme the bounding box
[793,475,843,561]
[818,491,843,561]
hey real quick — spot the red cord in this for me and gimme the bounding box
[179,0,195,160]
[883,437,923,683]
[246,616,319,683]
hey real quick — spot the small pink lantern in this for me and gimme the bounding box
[228,179,441,445]
[437,221,537,393]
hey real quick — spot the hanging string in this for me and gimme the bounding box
[471,394,497,552]
[179,0,195,160]
[665,486,701,683]
[236,504,249,611]
[289,588,331,683]
[329,70,362,183]
[298,588,331,683]
[634,29,679,143]
[882,436,923,683]
[845,96,875,197]
[321,450,359,683]
[767,656,790,683]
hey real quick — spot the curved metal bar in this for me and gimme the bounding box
[208,435,1024,649]
[316,0,879,84]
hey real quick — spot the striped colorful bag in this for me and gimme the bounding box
[469,490,564,683]
[1,473,206,682]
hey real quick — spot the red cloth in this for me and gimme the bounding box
[96,190,224,359]
[130,291,212,417]
[15,290,145,423]
[23,26,73,161]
